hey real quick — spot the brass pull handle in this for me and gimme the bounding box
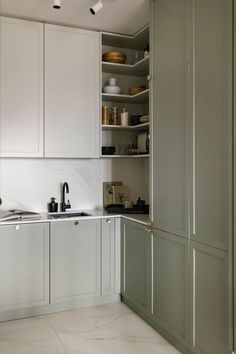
[145,227,152,233]
[144,222,153,233]
[14,225,20,231]
[106,219,111,224]
[74,221,80,226]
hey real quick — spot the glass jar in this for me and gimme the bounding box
[102,106,110,125]
[111,107,119,125]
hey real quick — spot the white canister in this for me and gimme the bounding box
[109,78,117,86]
[121,108,129,126]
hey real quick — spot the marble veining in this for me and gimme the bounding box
[0,303,180,354]
[0,158,149,212]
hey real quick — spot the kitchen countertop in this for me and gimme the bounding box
[0,208,150,226]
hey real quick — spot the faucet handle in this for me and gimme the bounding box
[66,200,71,209]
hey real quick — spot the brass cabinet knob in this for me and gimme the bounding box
[144,221,153,233]
[14,225,20,231]
[74,221,80,226]
[106,219,111,224]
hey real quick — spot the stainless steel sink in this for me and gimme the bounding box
[48,212,91,219]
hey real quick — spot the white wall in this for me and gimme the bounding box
[0,158,149,211]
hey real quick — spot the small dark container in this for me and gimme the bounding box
[102,146,116,155]
[136,197,146,209]
[130,115,142,126]
[48,197,58,213]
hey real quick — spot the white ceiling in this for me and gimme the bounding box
[0,0,149,35]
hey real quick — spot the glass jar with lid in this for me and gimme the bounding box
[111,107,119,125]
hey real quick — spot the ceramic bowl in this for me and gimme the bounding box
[103,85,121,94]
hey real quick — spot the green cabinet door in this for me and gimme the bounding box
[0,222,49,313]
[101,217,115,296]
[192,0,232,251]
[50,219,101,304]
[191,242,230,354]
[152,0,190,238]
[151,229,190,348]
[121,219,149,315]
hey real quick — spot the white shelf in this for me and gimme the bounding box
[101,154,150,158]
[102,56,149,76]
[102,89,149,104]
[101,25,149,50]
[102,122,149,131]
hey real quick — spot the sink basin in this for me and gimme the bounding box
[48,212,91,219]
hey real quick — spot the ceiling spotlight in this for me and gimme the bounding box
[90,0,103,15]
[53,0,61,9]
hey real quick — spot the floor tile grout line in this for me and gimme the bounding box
[46,314,69,354]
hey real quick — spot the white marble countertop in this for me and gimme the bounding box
[0,208,150,226]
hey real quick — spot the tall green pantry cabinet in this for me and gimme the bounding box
[121,1,233,352]
[151,0,233,354]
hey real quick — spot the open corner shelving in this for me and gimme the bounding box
[100,25,150,160]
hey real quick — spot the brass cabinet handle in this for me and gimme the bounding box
[144,222,153,233]
[74,221,80,226]
[106,219,111,224]
[14,225,20,231]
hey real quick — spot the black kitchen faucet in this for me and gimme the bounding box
[61,182,71,212]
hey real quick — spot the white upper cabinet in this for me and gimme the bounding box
[45,24,100,158]
[0,17,44,157]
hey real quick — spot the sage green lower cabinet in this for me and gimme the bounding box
[121,219,149,315]
[191,242,230,354]
[101,217,120,296]
[101,218,115,296]
[50,219,101,304]
[0,222,49,312]
[151,230,190,348]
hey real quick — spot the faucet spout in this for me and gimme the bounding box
[61,182,71,212]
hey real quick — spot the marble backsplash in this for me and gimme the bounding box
[0,158,149,211]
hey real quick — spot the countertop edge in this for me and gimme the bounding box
[0,210,149,226]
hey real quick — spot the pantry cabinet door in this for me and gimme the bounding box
[0,17,44,157]
[151,229,190,347]
[191,242,230,354]
[45,24,100,158]
[151,0,190,238]
[192,0,232,251]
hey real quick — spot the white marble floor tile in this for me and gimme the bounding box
[0,303,181,354]
[0,315,66,354]
[48,303,181,354]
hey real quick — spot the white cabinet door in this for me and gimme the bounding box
[45,24,100,158]
[0,17,44,157]
[0,223,49,312]
[50,219,101,304]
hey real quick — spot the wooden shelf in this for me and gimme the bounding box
[102,122,149,131]
[102,89,149,104]
[101,154,150,158]
[102,56,149,76]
